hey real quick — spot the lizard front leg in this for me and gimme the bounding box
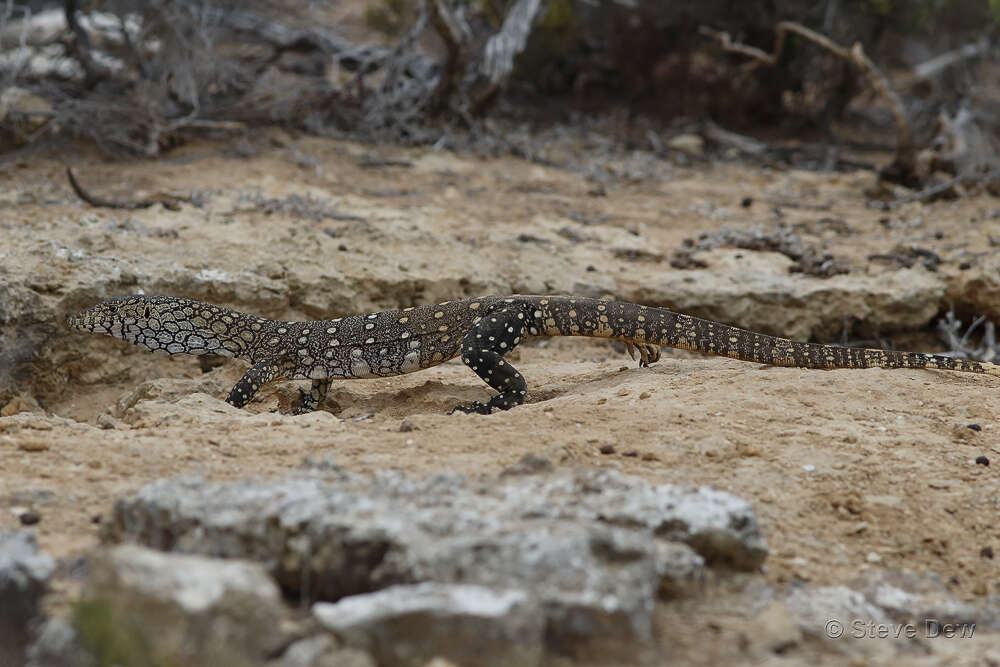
[451,306,530,415]
[226,358,291,409]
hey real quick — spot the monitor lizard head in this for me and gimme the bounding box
[68,295,159,338]
[68,294,258,358]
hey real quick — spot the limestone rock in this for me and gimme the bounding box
[946,254,1000,323]
[269,634,375,667]
[103,468,766,652]
[0,87,54,138]
[313,583,543,667]
[666,133,705,157]
[81,545,290,666]
[0,531,56,667]
[852,569,998,629]
[784,584,890,637]
[25,619,96,667]
[625,263,946,341]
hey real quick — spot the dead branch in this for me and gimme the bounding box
[938,310,998,363]
[700,22,917,184]
[66,167,189,210]
[866,168,997,210]
[225,9,386,64]
[426,0,469,113]
[63,0,111,86]
[471,0,544,114]
[702,122,768,156]
[116,11,149,80]
[424,0,546,116]
[356,4,435,139]
[906,37,990,85]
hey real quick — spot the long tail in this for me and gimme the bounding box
[535,296,1000,377]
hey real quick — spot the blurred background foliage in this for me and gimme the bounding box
[1,0,997,180]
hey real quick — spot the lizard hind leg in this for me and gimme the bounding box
[294,379,330,415]
[624,342,661,367]
[450,306,530,415]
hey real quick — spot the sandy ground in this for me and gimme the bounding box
[2,130,999,663]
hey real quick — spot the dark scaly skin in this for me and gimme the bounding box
[69,294,1000,415]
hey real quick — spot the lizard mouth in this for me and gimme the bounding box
[67,308,103,333]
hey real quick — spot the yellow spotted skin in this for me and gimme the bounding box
[69,294,1000,414]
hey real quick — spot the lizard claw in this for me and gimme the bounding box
[449,401,493,415]
[623,342,660,367]
[639,343,661,366]
[286,385,320,415]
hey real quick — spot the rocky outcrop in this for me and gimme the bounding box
[101,463,766,656]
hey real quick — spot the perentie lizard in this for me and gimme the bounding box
[69,294,1000,414]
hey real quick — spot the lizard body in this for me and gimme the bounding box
[69,294,1000,414]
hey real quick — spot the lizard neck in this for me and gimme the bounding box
[165,301,274,360]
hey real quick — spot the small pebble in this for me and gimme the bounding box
[399,419,415,432]
[623,450,639,457]
[975,456,990,466]
[638,391,651,399]
[501,453,553,476]
[599,445,615,455]
[981,546,994,559]
[18,510,40,526]
[17,440,49,452]
[967,423,982,432]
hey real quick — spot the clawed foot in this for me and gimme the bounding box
[281,379,330,416]
[624,342,661,367]
[287,386,318,415]
[449,401,493,415]
[449,392,525,415]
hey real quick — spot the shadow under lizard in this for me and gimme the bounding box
[69,294,1000,415]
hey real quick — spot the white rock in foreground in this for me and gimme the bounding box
[314,583,544,667]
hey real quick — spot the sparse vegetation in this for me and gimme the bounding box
[0,0,996,189]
